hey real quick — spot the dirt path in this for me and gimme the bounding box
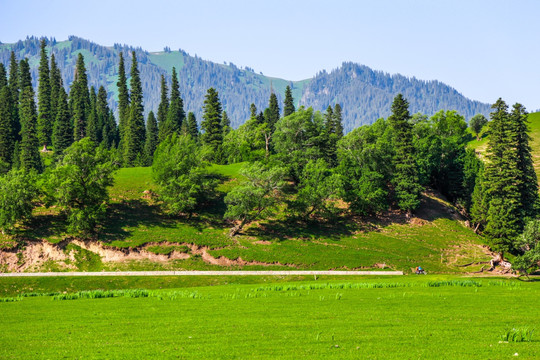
[0,270,403,277]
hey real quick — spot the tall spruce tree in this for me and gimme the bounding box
[0,86,13,167]
[117,52,130,148]
[52,87,73,156]
[70,53,90,141]
[37,39,52,151]
[187,112,199,140]
[49,53,62,126]
[8,52,20,143]
[510,103,539,220]
[86,86,99,144]
[144,111,158,165]
[201,87,223,163]
[250,103,258,119]
[266,92,280,130]
[388,94,422,214]
[0,63,6,89]
[283,85,295,117]
[162,67,185,139]
[333,103,344,139]
[157,74,169,141]
[19,85,42,172]
[124,51,145,166]
[221,110,231,136]
[96,86,116,149]
[483,98,522,254]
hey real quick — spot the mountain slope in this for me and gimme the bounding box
[0,36,491,130]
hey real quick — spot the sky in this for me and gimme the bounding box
[1,0,539,110]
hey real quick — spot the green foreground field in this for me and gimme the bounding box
[0,275,538,359]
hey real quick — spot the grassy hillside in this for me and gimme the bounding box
[1,276,538,359]
[1,161,491,273]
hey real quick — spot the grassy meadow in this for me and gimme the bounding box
[0,275,538,359]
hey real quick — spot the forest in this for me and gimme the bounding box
[0,39,539,274]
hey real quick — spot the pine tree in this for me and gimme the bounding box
[124,51,145,166]
[388,94,422,214]
[510,103,539,221]
[49,53,62,126]
[0,63,6,89]
[157,74,169,141]
[283,85,295,117]
[70,53,90,141]
[37,39,52,151]
[144,111,158,165]
[96,86,115,148]
[0,87,13,166]
[250,103,257,119]
[19,86,42,172]
[117,52,130,147]
[163,67,185,139]
[18,59,32,90]
[266,92,280,130]
[201,87,223,163]
[187,112,199,140]
[52,87,73,156]
[333,103,344,138]
[483,98,522,254]
[8,52,20,143]
[222,110,231,136]
[86,86,99,144]
[323,106,338,167]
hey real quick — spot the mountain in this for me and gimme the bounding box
[0,36,491,130]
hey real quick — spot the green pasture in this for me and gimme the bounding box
[0,276,538,359]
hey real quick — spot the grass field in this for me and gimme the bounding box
[0,275,538,359]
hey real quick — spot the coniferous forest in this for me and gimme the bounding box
[0,38,539,271]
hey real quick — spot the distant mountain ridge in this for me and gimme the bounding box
[0,36,491,131]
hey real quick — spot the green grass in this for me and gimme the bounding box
[0,276,539,359]
[148,51,186,73]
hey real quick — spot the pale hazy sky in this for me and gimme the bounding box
[1,0,539,110]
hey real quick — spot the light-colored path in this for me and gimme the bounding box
[0,270,403,277]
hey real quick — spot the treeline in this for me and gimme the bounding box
[0,39,538,273]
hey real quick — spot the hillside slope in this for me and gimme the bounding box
[0,36,490,130]
[0,165,491,274]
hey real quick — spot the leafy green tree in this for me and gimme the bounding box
[124,51,146,166]
[52,87,73,156]
[70,53,90,141]
[187,112,199,140]
[117,52,130,148]
[513,219,540,276]
[469,114,488,141]
[388,94,422,214]
[37,39,52,151]
[461,148,483,213]
[337,119,393,215]
[223,119,267,163]
[283,85,295,117]
[291,159,343,220]
[49,53,62,125]
[144,111,159,165]
[152,133,217,216]
[224,162,286,236]
[201,87,224,163]
[45,138,115,235]
[273,107,325,183]
[0,169,37,234]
